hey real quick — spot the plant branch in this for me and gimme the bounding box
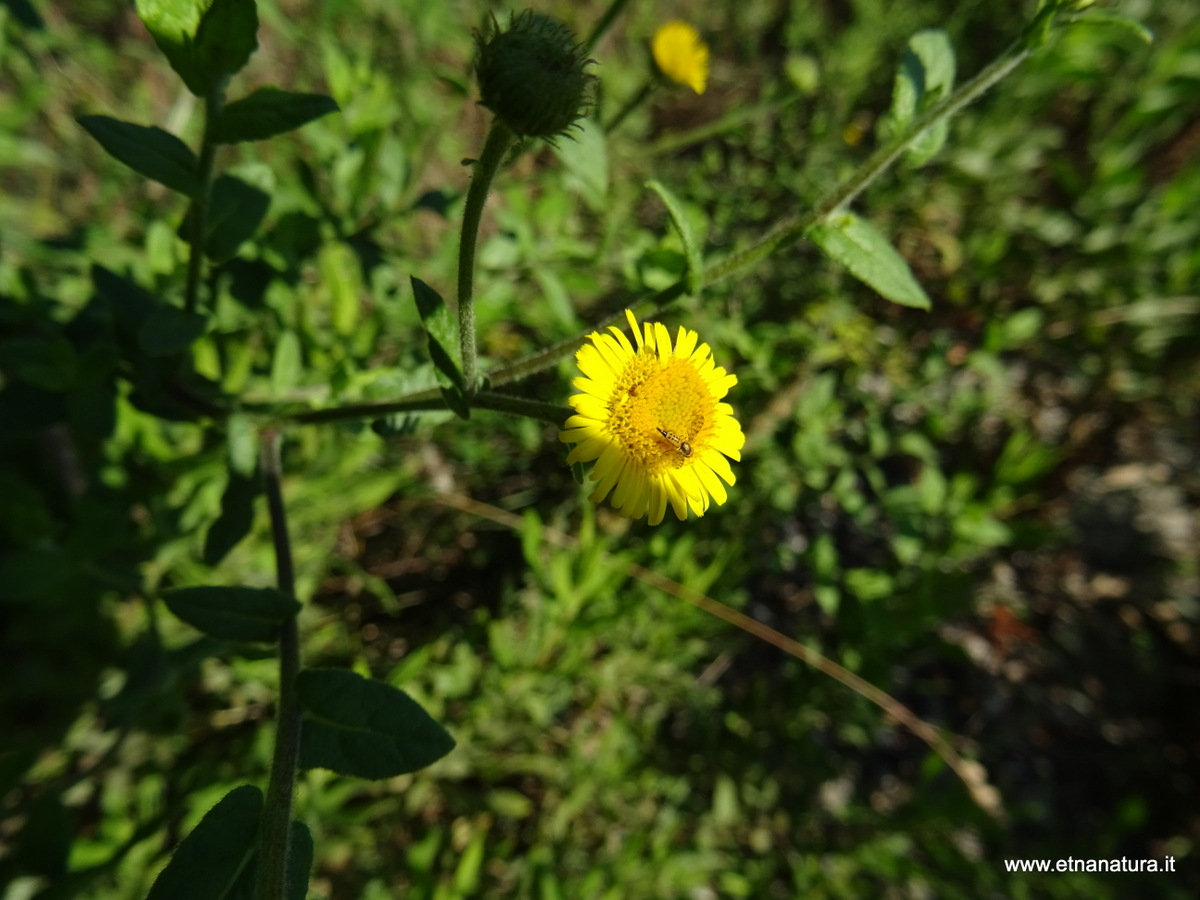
[184,82,226,315]
[257,429,302,900]
[488,39,1034,385]
[272,35,1034,426]
[472,392,573,424]
[702,40,1032,286]
[458,119,516,395]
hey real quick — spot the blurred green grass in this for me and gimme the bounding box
[1,0,1198,897]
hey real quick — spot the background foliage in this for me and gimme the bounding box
[1,0,1198,897]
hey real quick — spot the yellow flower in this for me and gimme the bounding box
[560,310,744,525]
[651,21,709,95]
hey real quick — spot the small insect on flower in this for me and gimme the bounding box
[559,309,744,525]
[656,427,693,458]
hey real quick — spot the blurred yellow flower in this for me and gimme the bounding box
[560,310,743,524]
[651,21,709,94]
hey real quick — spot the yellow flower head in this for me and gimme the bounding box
[651,21,709,94]
[560,310,744,525]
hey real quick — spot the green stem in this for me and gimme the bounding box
[184,83,226,315]
[584,0,632,53]
[472,392,574,424]
[458,119,516,396]
[605,80,655,134]
[702,41,1032,286]
[272,35,1034,426]
[257,429,302,900]
[491,40,1033,384]
[288,391,446,426]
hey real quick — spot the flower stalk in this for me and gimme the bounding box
[457,119,515,397]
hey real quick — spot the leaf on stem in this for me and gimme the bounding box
[193,0,259,86]
[645,179,704,297]
[176,174,271,262]
[77,116,201,197]
[225,820,313,900]
[806,212,931,310]
[879,29,956,166]
[410,277,469,419]
[135,0,258,96]
[270,330,303,395]
[1070,12,1154,45]
[203,470,260,566]
[297,668,456,779]
[163,586,300,643]
[212,88,340,143]
[144,784,262,900]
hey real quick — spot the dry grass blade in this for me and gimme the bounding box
[436,491,1006,821]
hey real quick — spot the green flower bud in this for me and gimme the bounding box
[475,11,595,140]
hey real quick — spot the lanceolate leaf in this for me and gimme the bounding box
[135,0,258,96]
[177,174,271,262]
[213,88,340,144]
[645,179,703,296]
[134,0,208,97]
[144,785,262,900]
[163,586,300,643]
[410,277,468,419]
[297,668,456,779]
[77,116,200,197]
[806,212,931,310]
[193,0,258,85]
[225,820,313,900]
[880,29,957,166]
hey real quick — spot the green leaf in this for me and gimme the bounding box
[193,0,258,84]
[806,212,931,310]
[270,330,302,394]
[134,0,257,96]
[410,277,468,418]
[135,0,208,96]
[286,820,314,900]
[225,820,312,900]
[163,586,300,642]
[1073,12,1154,44]
[553,117,608,208]
[213,87,339,143]
[139,306,208,355]
[144,785,262,900]
[202,472,259,567]
[880,29,956,166]
[645,179,703,297]
[297,668,456,779]
[318,242,362,337]
[225,413,258,477]
[178,174,271,262]
[77,115,200,197]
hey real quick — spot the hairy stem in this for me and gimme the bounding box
[703,40,1031,285]
[277,36,1034,426]
[458,119,515,395]
[472,392,574,424]
[257,429,302,900]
